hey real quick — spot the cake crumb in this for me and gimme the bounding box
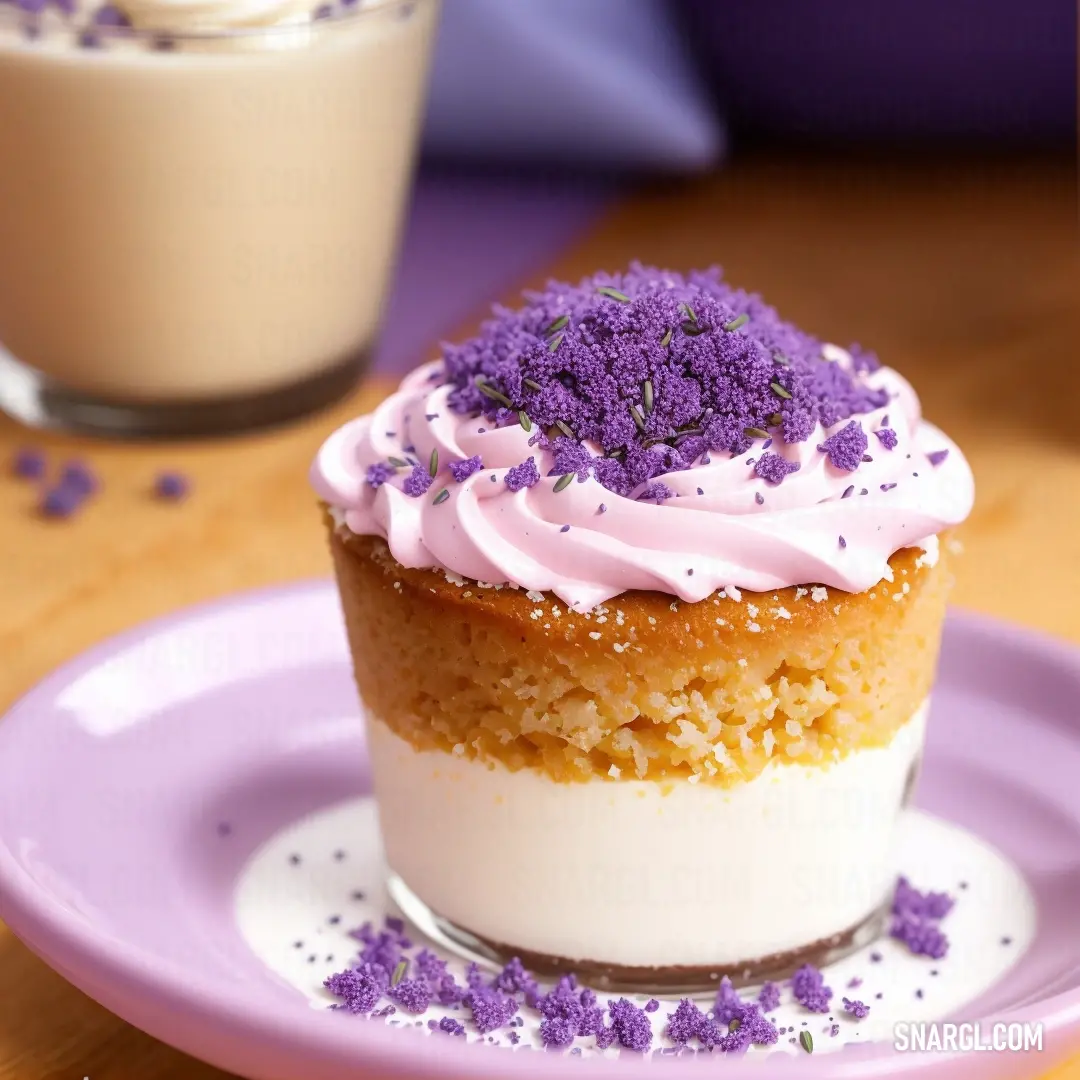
[589,631,601,641]
[773,606,792,620]
[795,587,808,600]
[810,586,828,603]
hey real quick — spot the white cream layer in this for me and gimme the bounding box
[368,701,928,969]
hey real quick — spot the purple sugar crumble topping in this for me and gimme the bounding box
[842,998,870,1019]
[492,957,538,998]
[365,462,395,488]
[449,455,483,482]
[438,264,888,499]
[437,1017,465,1037]
[927,449,950,467]
[389,978,432,1014]
[604,998,653,1053]
[505,457,540,492]
[894,876,955,921]
[818,421,868,472]
[792,964,833,1013]
[875,427,899,450]
[12,447,46,479]
[325,964,387,1014]
[758,982,781,1012]
[638,480,674,503]
[666,999,710,1045]
[713,976,743,1026]
[467,987,518,1034]
[402,465,433,497]
[754,452,800,486]
[890,876,954,958]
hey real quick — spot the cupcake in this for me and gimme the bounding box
[311,264,974,993]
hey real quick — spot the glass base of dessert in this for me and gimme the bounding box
[388,872,893,997]
[311,263,975,997]
[0,343,369,439]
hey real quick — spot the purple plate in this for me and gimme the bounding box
[1,581,1080,1078]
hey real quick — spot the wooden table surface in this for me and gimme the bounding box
[1,155,1078,1078]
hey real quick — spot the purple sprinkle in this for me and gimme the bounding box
[754,452,800,486]
[818,421,869,472]
[11,447,46,479]
[894,876,955,921]
[830,1023,841,1037]
[39,486,82,519]
[425,413,439,421]
[863,454,874,462]
[504,457,539,492]
[59,460,98,496]
[842,997,870,1019]
[1001,936,1013,946]
[880,482,897,491]
[467,987,518,1034]
[638,480,674,502]
[874,427,899,450]
[915,988,925,999]
[402,465,433,497]
[875,993,883,1000]
[644,999,660,1013]
[597,503,607,513]
[696,486,704,495]
[325,965,386,1014]
[847,977,863,989]
[389,978,431,1014]
[153,471,190,500]
[869,951,882,963]
[448,454,483,482]
[757,982,781,1012]
[606,998,653,1053]
[792,964,833,1013]
[93,2,130,24]
[559,524,570,533]
[839,535,847,548]
[762,438,773,450]
[77,29,101,47]
[841,484,854,498]
[927,449,950,467]
[860,488,869,495]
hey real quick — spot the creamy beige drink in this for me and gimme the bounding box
[0,0,437,435]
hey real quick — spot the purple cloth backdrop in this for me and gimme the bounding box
[420,0,1075,168]
[372,173,610,375]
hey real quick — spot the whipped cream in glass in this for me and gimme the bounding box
[0,0,439,436]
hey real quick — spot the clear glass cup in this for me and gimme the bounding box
[0,0,439,438]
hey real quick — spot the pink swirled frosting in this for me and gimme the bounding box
[311,268,973,609]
